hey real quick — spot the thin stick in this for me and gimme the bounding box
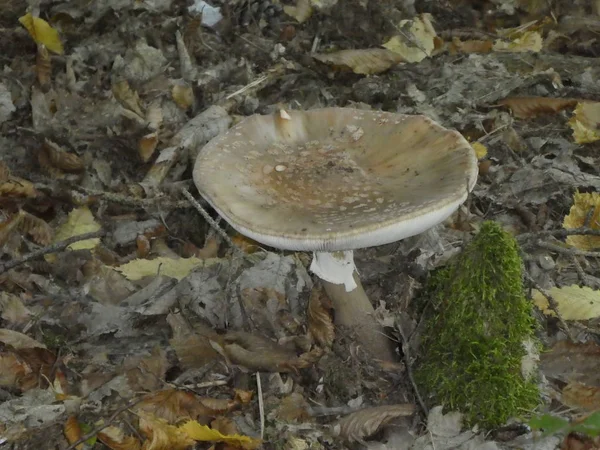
[256,372,265,439]
[396,321,429,417]
[181,188,243,255]
[0,230,106,274]
[524,271,574,341]
[226,75,268,100]
[64,397,145,450]
[517,227,600,243]
[536,240,600,258]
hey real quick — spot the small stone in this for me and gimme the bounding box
[538,254,555,271]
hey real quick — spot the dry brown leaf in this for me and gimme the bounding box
[139,412,195,450]
[499,96,578,119]
[0,329,46,349]
[233,389,253,404]
[139,132,159,163]
[0,292,31,325]
[168,314,219,369]
[112,80,145,118]
[307,283,334,349]
[448,38,493,54]
[334,404,415,443]
[562,381,600,411]
[64,416,84,450]
[19,211,53,245]
[0,176,37,197]
[197,397,237,415]
[98,426,142,450]
[0,352,31,388]
[563,191,600,250]
[42,139,84,172]
[210,417,239,437]
[124,347,168,392]
[313,49,404,75]
[561,433,600,450]
[273,392,311,422]
[230,234,260,254]
[135,389,212,424]
[0,213,23,247]
[36,44,52,91]
[11,346,58,391]
[283,0,312,23]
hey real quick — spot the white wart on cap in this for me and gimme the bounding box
[193,107,478,252]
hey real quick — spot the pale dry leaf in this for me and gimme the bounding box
[97,426,142,450]
[569,102,600,144]
[562,381,600,411]
[532,285,600,320]
[42,139,85,172]
[112,80,145,118]
[172,82,195,110]
[139,132,159,163]
[64,416,83,450]
[116,256,219,281]
[283,0,313,23]
[563,191,600,250]
[0,82,16,124]
[273,392,311,422]
[383,14,437,63]
[19,211,53,245]
[448,38,493,54]
[0,329,47,349]
[0,292,31,325]
[0,352,31,388]
[135,389,211,424]
[493,31,543,52]
[313,49,404,75]
[307,283,334,348]
[146,101,163,131]
[0,213,23,247]
[0,176,37,197]
[124,347,168,392]
[51,206,101,251]
[138,412,195,450]
[334,404,415,443]
[179,420,261,449]
[499,96,578,119]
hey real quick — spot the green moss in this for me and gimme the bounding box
[415,221,540,428]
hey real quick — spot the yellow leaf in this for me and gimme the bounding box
[471,142,488,159]
[568,102,600,144]
[18,13,64,54]
[179,420,261,449]
[493,31,542,53]
[313,49,404,75]
[52,206,101,251]
[383,14,437,63]
[115,256,219,281]
[532,285,600,320]
[138,413,194,450]
[563,191,600,250]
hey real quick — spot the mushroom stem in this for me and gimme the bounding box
[321,273,395,362]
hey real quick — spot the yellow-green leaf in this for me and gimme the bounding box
[568,102,600,144]
[532,285,600,320]
[18,13,64,54]
[115,256,219,281]
[563,191,600,250]
[52,206,101,251]
[180,420,261,449]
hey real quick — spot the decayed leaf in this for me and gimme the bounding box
[52,206,102,251]
[135,389,212,424]
[116,256,219,281]
[18,13,64,54]
[0,292,31,325]
[19,211,53,245]
[383,14,437,63]
[171,82,194,110]
[36,44,52,91]
[138,412,195,450]
[0,329,47,349]
[563,192,600,250]
[98,426,142,450]
[112,80,145,118]
[283,0,313,23]
[493,31,543,53]
[273,392,311,422]
[180,420,261,449]
[0,213,23,247]
[313,49,404,75]
[334,404,415,443]
[64,416,84,450]
[230,234,261,253]
[233,389,253,404]
[533,285,600,320]
[307,283,334,348]
[499,96,578,119]
[168,313,219,369]
[0,352,31,388]
[124,347,168,392]
[448,38,493,54]
[0,176,37,197]
[42,139,85,172]
[569,102,600,144]
[562,381,600,411]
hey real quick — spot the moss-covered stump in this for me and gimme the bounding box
[415,221,540,428]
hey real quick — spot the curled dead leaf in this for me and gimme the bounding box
[0,292,31,325]
[0,213,23,247]
[64,416,83,450]
[135,389,213,424]
[499,96,578,119]
[138,412,195,450]
[97,426,142,450]
[19,211,53,245]
[307,283,334,349]
[313,49,404,75]
[139,132,159,163]
[42,139,85,172]
[112,80,145,118]
[0,176,37,197]
[333,404,415,443]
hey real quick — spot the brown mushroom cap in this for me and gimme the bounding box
[193,108,478,251]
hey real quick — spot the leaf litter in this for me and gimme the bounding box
[1,0,600,448]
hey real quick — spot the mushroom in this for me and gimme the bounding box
[193,108,478,361]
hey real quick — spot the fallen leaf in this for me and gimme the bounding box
[135,390,212,424]
[19,211,53,245]
[307,283,334,349]
[313,49,404,75]
[0,176,37,198]
[493,31,543,53]
[139,132,159,163]
[42,139,85,172]
[383,14,437,63]
[18,13,64,54]
[532,285,600,320]
[0,292,31,325]
[563,191,600,250]
[0,329,47,349]
[448,38,493,54]
[273,392,311,422]
[124,347,168,392]
[138,412,195,450]
[51,206,102,251]
[116,256,219,281]
[569,102,600,144]
[64,416,83,450]
[180,420,261,449]
[283,0,313,23]
[333,404,415,443]
[0,352,31,388]
[471,142,488,159]
[562,381,600,411]
[171,82,194,110]
[112,80,145,118]
[499,96,578,119]
[97,426,142,450]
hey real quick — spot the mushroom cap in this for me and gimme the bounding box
[193,107,478,252]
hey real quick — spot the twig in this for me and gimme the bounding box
[524,271,574,342]
[396,320,429,417]
[256,372,265,440]
[181,188,243,256]
[0,230,106,274]
[226,75,268,100]
[517,227,600,243]
[64,397,145,450]
[535,241,600,258]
